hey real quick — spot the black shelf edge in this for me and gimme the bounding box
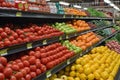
[0,8,113,20]
[33,30,120,80]
[115,68,120,80]
[0,25,113,57]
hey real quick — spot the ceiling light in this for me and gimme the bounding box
[83,8,88,10]
[73,5,82,8]
[59,1,70,6]
[104,0,111,4]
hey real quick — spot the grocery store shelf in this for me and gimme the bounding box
[33,30,120,80]
[0,8,113,20]
[0,25,113,57]
[115,68,120,80]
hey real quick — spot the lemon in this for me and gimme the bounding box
[84,67,91,75]
[88,73,95,80]
[79,73,87,80]
[74,77,80,80]
[67,77,74,80]
[101,71,109,79]
[71,65,75,71]
[69,71,76,77]
[75,64,82,71]
[94,72,101,79]
[76,59,81,64]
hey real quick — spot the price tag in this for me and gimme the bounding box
[63,15,66,18]
[16,12,22,17]
[43,40,47,45]
[27,43,32,49]
[71,15,73,18]
[75,33,77,36]
[46,70,51,78]
[0,49,8,56]
[66,35,69,39]
[76,16,79,18]
[59,36,62,40]
[67,59,70,65]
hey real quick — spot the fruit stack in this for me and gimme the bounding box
[71,32,100,50]
[0,43,75,80]
[48,46,120,80]
[0,24,63,48]
[67,20,90,32]
[62,40,82,54]
[53,22,77,34]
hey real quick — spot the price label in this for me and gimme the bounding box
[66,35,69,39]
[27,43,32,49]
[0,49,8,56]
[63,15,66,18]
[67,59,70,65]
[76,16,79,18]
[59,36,62,40]
[75,33,77,36]
[16,12,22,17]
[43,40,47,45]
[46,70,51,78]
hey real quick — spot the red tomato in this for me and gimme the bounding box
[10,76,16,80]
[17,62,24,69]
[6,63,12,68]
[23,60,30,67]
[0,64,4,72]
[0,73,5,80]
[0,41,4,48]
[36,69,41,75]
[15,59,21,63]
[3,68,13,78]
[25,74,31,80]
[17,38,23,43]
[40,49,46,53]
[30,72,36,78]
[12,61,17,65]
[0,28,3,33]
[28,51,35,56]
[13,33,18,39]
[46,62,54,69]
[4,40,11,46]
[30,65,37,72]
[1,32,7,38]
[0,57,7,66]
[34,51,41,58]
[15,72,23,79]
[40,65,46,72]
[20,69,27,77]
[36,61,41,69]
[40,53,47,58]
[9,36,14,41]
[41,58,48,64]
[12,65,20,71]
[29,56,36,65]
[35,47,40,51]
[21,55,29,61]
[24,67,30,74]
[12,40,18,45]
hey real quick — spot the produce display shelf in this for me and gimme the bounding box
[33,30,120,80]
[0,8,113,20]
[115,68,120,80]
[0,25,113,57]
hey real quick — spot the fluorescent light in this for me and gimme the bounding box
[109,3,115,7]
[73,5,82,8]
[59,1,70,6]
[104,0,111,4]
[83,8,88,10]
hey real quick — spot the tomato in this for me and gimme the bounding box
[20,69,27,77]
[12,40,18,45]
[15,59,21,63]
[0,57,7,66]
[30,65,37,72]
[1,32,7,38]
[0,64,4,72]
[0,28,3,33]
[17,38,23,43]
[15,72,23,79]
[9,36,14,41]
[35,47,40,51]
[13,33,18,39]
[12,61,17,65]
[25,74,31,80]
[12,65,20,71]
[24,67,30,74]
[6,63,12,68]
[17,62,24,69]
[28,51,35,56]
[3,68,13,78]
[0,73,5,80]
[30,72,36,78]
[40,49,46,53]
[0,41,4,48]
[46,62,54,69]
[10,76,16,80]
[23,60,30,67]
[4,40,11,46]
[21,55,29,61]
[34,51,41,58]
[29,56,36,65]
[21,77,25,80]
[40,65,46,72]
[36,69,41,75]
[41,58,48,64]
[40,53,47,58]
